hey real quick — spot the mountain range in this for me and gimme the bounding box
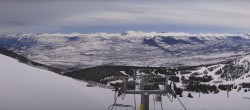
[1,31,250,72]
[1,32,250,89]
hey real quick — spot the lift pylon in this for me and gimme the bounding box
[119,68,176,110]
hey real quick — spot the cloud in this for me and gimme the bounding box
[0,0,250,33]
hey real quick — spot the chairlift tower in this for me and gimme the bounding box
[120,68,176,110]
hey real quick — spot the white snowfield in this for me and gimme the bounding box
[0,54,114,110]
[0,54,249,110]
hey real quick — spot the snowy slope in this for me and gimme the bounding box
[0,54,114,110]
[0,54,249,110]
[182,54,250,85]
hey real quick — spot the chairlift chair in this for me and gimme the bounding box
[108,103,135,110]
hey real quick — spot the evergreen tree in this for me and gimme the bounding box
[244,89,248,92]
[237,87,241,92]
[187,93,193,98]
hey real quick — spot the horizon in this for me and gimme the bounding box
[1,0,250,34]
[0,31,248,35]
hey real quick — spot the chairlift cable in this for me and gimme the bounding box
[153,94,156,110]
[176,95,187,110]
[110,91,118,110]
[173,82,187,110]
[134,90,136,110]
[166,93,174,102]
[132,67,137,110]
[166,81,187,110]
[160,96,164,110]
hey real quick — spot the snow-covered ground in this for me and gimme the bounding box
[0,54,114,110]
[0,54,249,110]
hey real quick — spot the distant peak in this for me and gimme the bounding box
[1,32,248,39]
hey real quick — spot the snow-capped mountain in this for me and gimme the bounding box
[0,32,250,72]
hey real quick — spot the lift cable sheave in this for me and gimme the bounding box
[108,68,183,110]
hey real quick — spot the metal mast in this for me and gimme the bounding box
[120,68,175,110]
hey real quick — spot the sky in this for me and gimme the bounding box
[0,0,250,34]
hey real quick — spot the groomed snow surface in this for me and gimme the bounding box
[0,54,249,110]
